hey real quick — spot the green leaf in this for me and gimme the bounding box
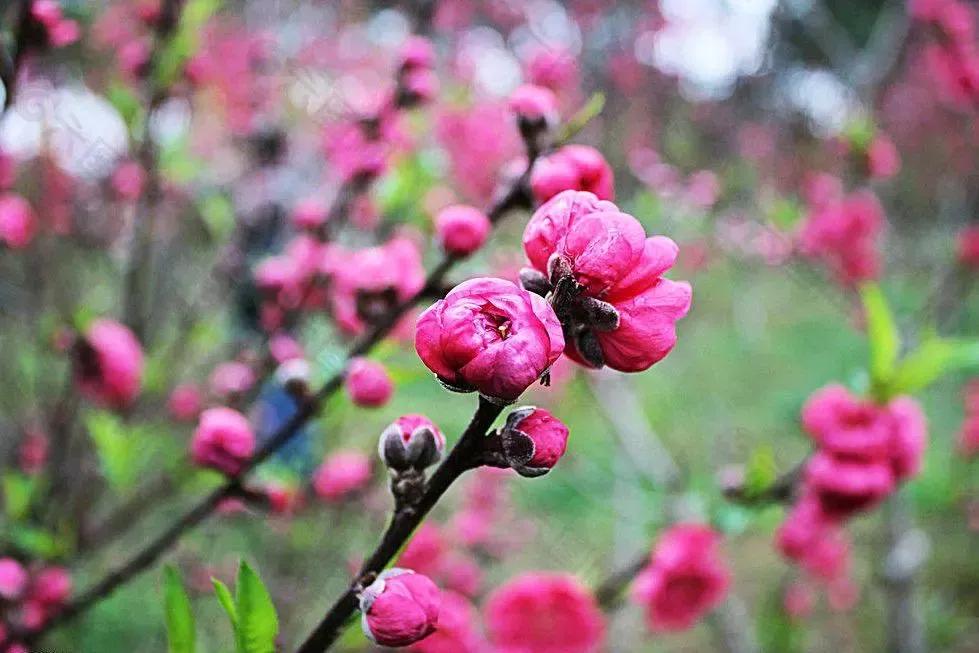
[768,197,803,229]
[163,566,196,653]
[742,445,777,500]
[199,193,235,241]
[212,578,238,628]
[892,337,979,395]
[860,283,900,395]
[86,411,140,491]
[234,562,278,653]
[106,82,144,135]
[555,92,606,146]
[6,524,65,558]
[3,472,36,520]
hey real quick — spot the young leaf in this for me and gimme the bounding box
[892,337,979,395]
[555,92,606,146]
[860,283,900,393]
[212,578,238,628]
[163,566,196,653]
[234,562,279,653]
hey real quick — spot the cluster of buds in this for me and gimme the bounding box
[0,559,72,650]
[378,415,446,509]
[395,36,439,107]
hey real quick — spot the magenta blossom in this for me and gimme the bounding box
[485,572,605,653]
[498,407,569,477]
[508,84,559,126]
[75,319,143,409]
[530,145,614,204]
[632,524,731,632]
[958,225,979,268]
[313,450,372,502]
[167,383,202,422]
[521,190,691,372]
[434,204,491,257]
[345,358,394,407]
[209,361,256,399]
[804,452,895,520]
[111,161,145,201]
[0,558,28,600]
[360,569,441,647]
[191,407,256,476]
[414,277,564,402]
[799,189,883,286]
[0,193,37,249]
[30,566,72,606]
[291,198,328,231]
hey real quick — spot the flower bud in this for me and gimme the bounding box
[111,161,145,201]
[379,414,446,471]
[530,145,615,204]
[359,568,440,647]
[345,357,394,407]
[167,383,202,422]
[499,407,569,477]
[275,358,311,398]
[399,36,436,70]
[0,558,28,601]
[191,407,256,475]
[291,198,328,231]
[313,450,372,502]
[434,205,491,257]
[31,566,72,607]
[508,84,559,128]
[74,319,144,409]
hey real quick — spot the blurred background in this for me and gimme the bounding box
[0,0,978,651]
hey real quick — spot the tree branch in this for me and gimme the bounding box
[295,396,504,653]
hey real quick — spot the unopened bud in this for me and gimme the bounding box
[378,414,446,471]
[500,407,569,477]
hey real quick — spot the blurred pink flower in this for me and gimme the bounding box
[75,319,143,409]
[191,407,256,475]
[313,450,371,501]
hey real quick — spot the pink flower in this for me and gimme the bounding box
[360,569,440,647]
[414,277,565,401]
[957,225,979,268]
[960,413,979,457]
[75,319,143,409]
[30,566,72,606]
[322,121,389,182]
[521,190,692,372]
[409,590,483,653]
[330,236,425,336]
[168,383,202,422]
[783,582,815,621]
[0,193,37,249]
[524,48,579,95]
[379,414,446,471]
[499,407,569,477]
[508,84,559,126]
[799,189,884,285]
[291,198,328,231]
[436,103,520,204]
[401,68,440,104]
[19,428,48,475]
[530,145,615,204]
[400,36,436,70]
[209,361,256,399]
[434,205,491,257]
[191,407,256,475]
[0,558,28,600]
[485,572,605,653]
[776,496,835,563]
[887,396,928,482]
[632,524,731,632]
[111,161,145,200]
[269,333,304,364]
[866,134,901,180]
[397,523,447,578]
[345,357,393,407]
[313,450,372,501]
[803,451,895,520]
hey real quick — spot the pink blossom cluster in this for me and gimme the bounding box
[776,385,928,608]
[0,560,71,650]
[911,0,979,109]
[799,185,884,286]
[631,524,731,632]
[73,319,144,410]
[30,0,80,48]
[397,523,484,600]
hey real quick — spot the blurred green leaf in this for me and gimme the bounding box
[212,578,237,627]
[768,197,803,229]
[6,524,65,558]
[163,566,196,653]
[743,445,777,499]
[860,283,899,396]
[154,0,222,89]
[106,82,144,136]
[86,411,140,491]
[234,561,278,653]
[3,473,36,520]
[892,337,979,396]
[845,116,875,151]
[199,194,236,241]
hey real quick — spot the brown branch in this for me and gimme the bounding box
[295,396,504,653]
